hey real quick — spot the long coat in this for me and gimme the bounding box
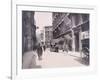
[37,44,43,57]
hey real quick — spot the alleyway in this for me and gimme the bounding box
[22,48,85,69]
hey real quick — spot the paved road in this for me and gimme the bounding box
[22,49,84,69]
[36,49,84,68]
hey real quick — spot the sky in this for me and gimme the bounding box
[34,12,52,30]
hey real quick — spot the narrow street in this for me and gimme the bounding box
[36,48,84,68]
[22,48,85,69]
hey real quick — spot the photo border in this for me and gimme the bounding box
[12,2,97,80]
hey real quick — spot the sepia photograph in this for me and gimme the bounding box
[22,11,90,69]
[10,0,97,79]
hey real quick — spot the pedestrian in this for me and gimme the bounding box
[43,44,46,51]
[62,42,65,52]
[63,37,68,53]
[37,43,43,60]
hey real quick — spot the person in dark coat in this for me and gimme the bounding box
[43,44,46,51]
[37,43,43,60]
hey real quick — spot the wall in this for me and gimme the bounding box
[22,11,36,54]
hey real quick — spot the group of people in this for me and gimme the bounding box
[50,39,69,53]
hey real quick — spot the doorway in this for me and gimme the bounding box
[74,32,79,51]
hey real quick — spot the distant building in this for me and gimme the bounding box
[40,30,45,44]
[52,12,89,52]
[45,26,53,47]
[40,31,44,41]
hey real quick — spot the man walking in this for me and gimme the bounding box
[63,36,68,53]
[37,43,43,60]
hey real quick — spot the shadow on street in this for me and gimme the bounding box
[22,51,42,69]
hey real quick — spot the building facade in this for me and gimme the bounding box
[52,12,89,52]
[45,26,53,47]
[40,30,44,43]
[22,11,37,54]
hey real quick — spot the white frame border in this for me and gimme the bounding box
[12,1,97,80]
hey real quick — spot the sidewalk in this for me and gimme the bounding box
[22,51,41,69]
